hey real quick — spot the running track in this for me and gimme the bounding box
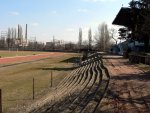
[0,52,64,65]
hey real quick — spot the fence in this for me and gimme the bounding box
[1,72,54,113]
[129,53,150,64]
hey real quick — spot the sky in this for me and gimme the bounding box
[0,0,130,43]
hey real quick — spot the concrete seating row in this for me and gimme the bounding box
[28,52,110,113]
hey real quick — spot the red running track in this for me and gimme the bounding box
[0,52,64,65]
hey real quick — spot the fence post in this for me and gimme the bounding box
[51,71,53,87]
[33,78,35,100]
[0,89,2,113]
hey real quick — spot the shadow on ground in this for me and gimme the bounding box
[105,89,150,112]
[61,57,80,63]
[7,98,32,101]
[111,71,150,81]
[38,67,75,71]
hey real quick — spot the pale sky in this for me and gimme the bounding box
[0,0,130,43]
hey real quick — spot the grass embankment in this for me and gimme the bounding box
[0,53,80,113]
[0,50,49,58]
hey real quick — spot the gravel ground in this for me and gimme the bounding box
[99,55,150,113]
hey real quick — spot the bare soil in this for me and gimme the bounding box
[100,55,150,113]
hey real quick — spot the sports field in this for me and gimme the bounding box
[0,50,49,58]
[0,51,80,113]
[0,51,64,66]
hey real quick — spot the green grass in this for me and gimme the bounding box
[0,50,50,58]
[0,53,80,113]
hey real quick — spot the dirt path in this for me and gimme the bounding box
[100,55,150,113]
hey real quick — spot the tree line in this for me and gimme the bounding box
[0,22,114,52]
[78,22,113,52]
[0,24,27,50]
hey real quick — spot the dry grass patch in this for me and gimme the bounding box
[0,50,50,58]
[0,53,80,113]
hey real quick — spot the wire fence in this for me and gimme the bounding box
[1,73,54,113]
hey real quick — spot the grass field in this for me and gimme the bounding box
[0,52,80,113]
[0,50,49,58]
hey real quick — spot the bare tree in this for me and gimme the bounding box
[110,28,118,44]
[82,40,89,49]
[78,28,82,50]
[88,28,92,50]
[52,36,55,50]
[18,24,23,46]
[104,24,110,51]
[11,28,16,48]
[0,31,7,49]
[7,28,11,49]
[64,42,76,51]
[95,23,111,51]
[0,37,5,49]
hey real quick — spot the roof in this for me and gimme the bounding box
[112,7,132,27]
